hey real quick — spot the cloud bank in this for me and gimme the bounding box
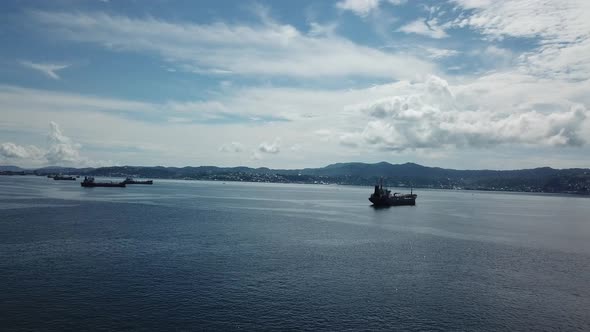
[343,76,589,151]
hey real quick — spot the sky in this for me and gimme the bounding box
[1,0,589,170]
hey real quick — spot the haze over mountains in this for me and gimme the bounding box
[2,162,589,195]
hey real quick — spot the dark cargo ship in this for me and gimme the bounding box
[81,176,126,188]
[369,181,417,207]
[53,175,76,181]
[122,177,153,185]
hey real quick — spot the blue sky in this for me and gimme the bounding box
[1,0,589,169]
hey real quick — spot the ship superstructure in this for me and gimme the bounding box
[369,180,417,207]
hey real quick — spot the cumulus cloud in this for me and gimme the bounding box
[20,61,69,79]
[258,139,281,154]
[0,143,43,159]
[0,122,100,167]
[219,142,244,153]
[343,76,589,151]
[45,121,84,165]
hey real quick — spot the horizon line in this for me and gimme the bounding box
[2,161,587,172]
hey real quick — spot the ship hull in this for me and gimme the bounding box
[369,197,416,207]
[123,180,153,185]
[81,182,126,188]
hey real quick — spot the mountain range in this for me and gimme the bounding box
[2,162,589,194]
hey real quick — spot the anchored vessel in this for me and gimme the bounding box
[81,176,126,188]
[122,177,153,185]
[369,181,417,207]
[53,175,76,181]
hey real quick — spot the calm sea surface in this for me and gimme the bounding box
[1,176,589,331]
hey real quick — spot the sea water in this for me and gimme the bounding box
[1,176,589,330]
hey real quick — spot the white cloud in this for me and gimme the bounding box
[258,139,281,154]
[481,45,512,58]
[2,68,589,169]
[336,0,381,16]
[479,45,514,68]
[219,142,244,153]
[2,2,589,171]
[342,76,590,151]
[339,133,360,148]
[336,0,406,16]
[451,0,493,9]
[30,10,436,80]
[398,18,448,39]
[20,61,69,80]
[452,0,590,81]
[45,121,85,165]
[0,85,153,114]
[422,47,459,59]
[0,85,278,125]
[0,121,104,167]
[165,101,232,121]
[314,129,333,137]
[307,22,338,37]
[0,143,43,160]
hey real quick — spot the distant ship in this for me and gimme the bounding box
[81,176,126,188]
[53,175,76,181]
[122,177,153,185]
[369,181,417,207]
